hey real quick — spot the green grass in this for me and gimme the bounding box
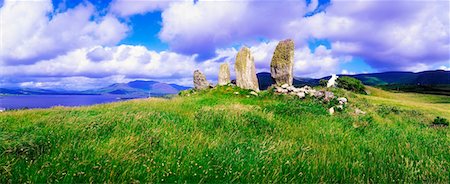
[1,86,449,183]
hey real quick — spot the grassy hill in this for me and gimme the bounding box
[0,86,448,183]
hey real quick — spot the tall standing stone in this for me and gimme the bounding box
[270,39,295,86]
[193,70,210,90]
[218,63,230,85]
[235,47,259,92]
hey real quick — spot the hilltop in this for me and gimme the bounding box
[1,85,448,183]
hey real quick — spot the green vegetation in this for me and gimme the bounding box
[319,79,328,87]
[1,86,449,183]
[337,76,367,94]
[432,117,449,126]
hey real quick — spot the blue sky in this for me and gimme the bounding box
[0,0,448,89]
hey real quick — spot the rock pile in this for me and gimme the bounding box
[235,47,259,92]
[274,84,317,99]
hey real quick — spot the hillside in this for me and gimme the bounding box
[0,86,448,183]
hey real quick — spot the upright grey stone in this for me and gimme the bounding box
[235,47,259,92]
[193,70,210,90]
[218,63,230,85]
[270,39,295,86]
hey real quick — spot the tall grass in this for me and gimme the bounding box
[0,86,448,183]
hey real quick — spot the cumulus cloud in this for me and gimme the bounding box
[156,0,449,71]
[110,0,186,17]
[159,0,309,58]
[0,0,128,65]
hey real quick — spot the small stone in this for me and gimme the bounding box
[336,105,344,110]
[281,89,289,93]
[281,84,289,89]
[234,92,239,95]
[276,87,284,93]
[297,92,306,98]
[293,88,301,93]
[355,108,366,115]
[314,91,325,98]
[338,97,348,104]
[324,91,335,102]
[329,107,335,115]
[250,91,258,96]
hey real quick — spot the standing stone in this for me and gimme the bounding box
[193,70,210,90]
[271,39,295,86]
[218,63,230,85]
[235,47,259,92]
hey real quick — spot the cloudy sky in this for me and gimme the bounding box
[1,0,449,89]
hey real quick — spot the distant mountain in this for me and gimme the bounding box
[1,80,191,97]
[321,70,450,86]
[256,72,318,90]
[86,80,191,97]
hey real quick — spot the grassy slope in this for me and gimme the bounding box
[0,86,448,183]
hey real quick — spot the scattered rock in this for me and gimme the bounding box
[355,108,366,115]
[250,91,258,96]
[281,83,289,89]
[324,91,335,102]
[297,92,305,98]
[338,97,348,104]
[193,70,210,90]
[271,39,295,86]
[329,107,335,115]
[235,47,260,92]
[313,91,325,98]
[327,74,339,88]
[218,63,231,85]
[234,92,239,95]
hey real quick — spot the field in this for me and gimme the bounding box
[0,86,449,183]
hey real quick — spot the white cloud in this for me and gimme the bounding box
[0,0,128,65]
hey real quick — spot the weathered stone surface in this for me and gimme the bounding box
[297,92,306,98]
[271,39,295,86]
[338,97,348,104]
[193,70,210,90]
[329,107,335,115]
[218,63,230,85]
[324,91,335,102]
[235,47,259,92]
[327,74,339,88]
[281,84,289,89]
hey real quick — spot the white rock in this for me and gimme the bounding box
[250,91,258,96]
[328,107,335,115]
[355,108,366,115]
[281,83,289,89]
[234,92,239,95]
[327,74,339,88]
[297,92,305,98]
[276,87,284,93]
[293,88,301,93]
[338,97,348,104]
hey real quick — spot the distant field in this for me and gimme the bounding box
[0,86,448,183]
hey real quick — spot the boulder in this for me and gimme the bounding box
[327,74,339,88]
[218,63,230,85]
[324,91,335,102]
[235,47,259,92]
[271,39,295,86]
[193,70,210,90]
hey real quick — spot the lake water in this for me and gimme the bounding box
[0,95,137,110]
